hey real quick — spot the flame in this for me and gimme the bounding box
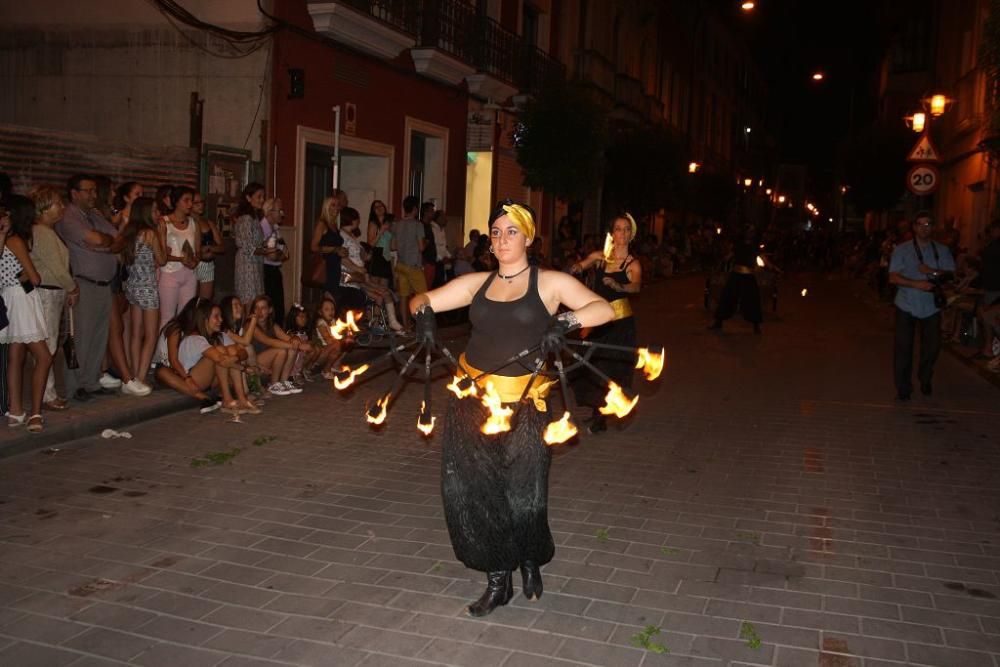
[446,374,478,399]
[480,381,513,435]
[599,382,638,418]
[755,256,765,268]
[330,310,362,340]
[366,395,389,425]
[543,411,578,445]
[417,401,436,435]
[602,232,615,262]
[801,288,808,297]
[634,347,665,381]
[333,364,369,390]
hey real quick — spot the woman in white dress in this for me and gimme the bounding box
[0,195,52,433]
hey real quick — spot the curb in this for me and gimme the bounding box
[0,393,199,460]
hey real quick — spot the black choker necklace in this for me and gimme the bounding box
[497,265,530,281]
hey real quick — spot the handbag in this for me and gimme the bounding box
[304,252,326,288]
[63,305,80,370]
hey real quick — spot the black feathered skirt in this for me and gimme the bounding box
[441,394,555,572]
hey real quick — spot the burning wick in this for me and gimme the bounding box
[330,310,362,340]
[366,395,389,425]
[333,364,369,390]
[480,381,513,435]
[801,288,808,297]
[599,382,639,418]
[417,402,436,435]
[634,347,665,381]
[543,411,578,445]
[602,232,615,262]
[446,374,478,399]
[755,256,765,268]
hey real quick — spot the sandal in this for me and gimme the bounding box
[221,401,243,414]
[239,401,262,415]
[44,398,69,411]
[6,412,26,428]
[26,415,43,433]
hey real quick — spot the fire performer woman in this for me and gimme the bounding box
[570,214,642,434]
[408,201,615,617]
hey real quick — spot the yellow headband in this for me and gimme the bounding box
[500,203,536,242]
[623,213,637,241]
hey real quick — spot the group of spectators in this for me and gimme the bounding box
[0,173,337,431]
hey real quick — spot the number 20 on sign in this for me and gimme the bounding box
[906,164,939,196]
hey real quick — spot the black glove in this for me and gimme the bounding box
[539,313,579,357]
[414,305,437,344]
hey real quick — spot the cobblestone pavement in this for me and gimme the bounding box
[0,273,998,667]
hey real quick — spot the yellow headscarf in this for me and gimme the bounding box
[500,203,536,243]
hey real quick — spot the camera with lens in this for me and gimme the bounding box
[926,270,954,309]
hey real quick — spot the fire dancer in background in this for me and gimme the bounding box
[709,226,764,334]
[570,213,642,434]
[407,201,614,617]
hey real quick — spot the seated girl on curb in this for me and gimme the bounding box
[284,303,314,384]
[312,296,347,379]
[155,300,259,414]
[249,294,306,396]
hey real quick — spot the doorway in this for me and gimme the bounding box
[293,126,394,305]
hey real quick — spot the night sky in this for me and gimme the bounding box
[733,0,889,189]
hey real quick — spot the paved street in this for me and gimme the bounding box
[0,273,998,667]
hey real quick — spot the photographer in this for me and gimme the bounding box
[889,211,955,400]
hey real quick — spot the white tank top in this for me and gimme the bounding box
[162,217,198,273]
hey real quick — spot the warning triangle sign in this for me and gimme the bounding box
[907,134,941,163]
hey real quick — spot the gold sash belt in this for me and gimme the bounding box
[459,354,552,411]
[609,298,633,320]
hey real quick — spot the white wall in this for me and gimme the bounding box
[0,0,270,159]
[341,154,391,239]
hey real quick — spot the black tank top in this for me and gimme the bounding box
[465,266,551,377]
[594,256,633,302]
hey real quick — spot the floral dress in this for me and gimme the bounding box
[234,214,265,305]
[125,238,159,309]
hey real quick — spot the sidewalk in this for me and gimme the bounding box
[0,389,195,459]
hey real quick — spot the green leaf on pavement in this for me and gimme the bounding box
[660,546,680,556]
[740,621,762,649]
[252,435,276,447]
[630,625,669,654]
[190,447,241,467]
[595,528,610,542]
[735,531,761,545]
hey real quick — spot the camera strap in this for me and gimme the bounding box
[912,239,940,269]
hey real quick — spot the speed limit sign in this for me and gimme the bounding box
[907,164,939,195]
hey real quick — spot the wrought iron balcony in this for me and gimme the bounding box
[614,73,645,116]
[315,0,565,97]
[576,50,616,99]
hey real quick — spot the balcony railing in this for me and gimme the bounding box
[576,50,616,97]
[341,0,420,35]
[338,0,565,96]
[614,73,645,115]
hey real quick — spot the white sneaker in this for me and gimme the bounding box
[99,372,122,389]
[121,379,151,397]
[283,381,303,394]
[269,382,291,396]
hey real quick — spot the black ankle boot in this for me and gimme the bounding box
[520,561,543,601]
[587,413,607,434]
[467,570,513,617]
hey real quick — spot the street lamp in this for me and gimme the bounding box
[777,195,786,204]
[812,72,824,81]
[926,93,952,117]
[688,162,701,173]
[905,112,926,133]
[743,178,753,187]
[741,1,755,10]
